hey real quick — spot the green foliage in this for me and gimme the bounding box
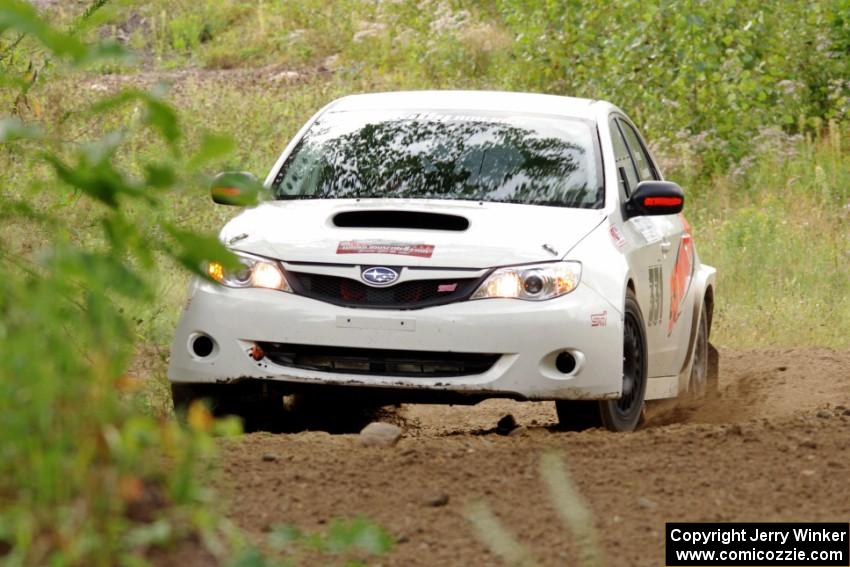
[0,0,123,64]
[691,127,850,346]
[0,4,243,565]
[102,0,850,178]
[494,1,850,171]
[230,519,394,567]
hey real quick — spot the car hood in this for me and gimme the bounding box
[221,199,605,268]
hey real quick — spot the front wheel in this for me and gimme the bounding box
[556,289,648,432]
[171,381,285,432]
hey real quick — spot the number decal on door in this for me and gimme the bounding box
[648,265,663,326]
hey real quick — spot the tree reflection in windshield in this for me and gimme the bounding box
[273,110,602,208]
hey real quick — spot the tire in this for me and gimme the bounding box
[171,383,225,415]
[556,289,648,432]
[687,305,718,400]
[687,305,710,397]
[171,381,285,432]
[287,393,381,434]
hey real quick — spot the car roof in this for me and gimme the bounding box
[326,90,605,121]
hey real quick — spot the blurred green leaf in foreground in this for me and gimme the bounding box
[0,1,242,564]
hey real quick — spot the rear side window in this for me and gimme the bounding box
[609,118,638,195]
[618,120,656,181]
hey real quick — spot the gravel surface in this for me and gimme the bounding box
[156,348,850,566]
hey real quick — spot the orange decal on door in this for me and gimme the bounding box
[667,217,694,336]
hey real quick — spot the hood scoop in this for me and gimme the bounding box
[332,210,469,231]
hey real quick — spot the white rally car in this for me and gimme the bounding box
[169,91,717,432]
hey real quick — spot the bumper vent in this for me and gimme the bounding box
[286,271,481,309]
[258,343,500,378]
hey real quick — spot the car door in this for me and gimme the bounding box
[618,118,693,377]
[608,116,666,378]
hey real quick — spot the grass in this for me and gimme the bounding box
[691,127,850,347]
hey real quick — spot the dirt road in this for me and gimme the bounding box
[187,348,850,566]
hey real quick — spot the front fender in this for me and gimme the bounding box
[566,220,631,318]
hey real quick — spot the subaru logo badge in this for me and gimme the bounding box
[361,266,399,287]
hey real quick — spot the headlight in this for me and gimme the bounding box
[471,261,581,301]
[206,252,291,292]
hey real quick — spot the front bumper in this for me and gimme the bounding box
[168,279,624,401]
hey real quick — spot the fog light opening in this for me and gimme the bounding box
[555,351,577,374]
[192,334,215,358]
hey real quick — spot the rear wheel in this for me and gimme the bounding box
[687,301,718,398]
[556,289,648,432]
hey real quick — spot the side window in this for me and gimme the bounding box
[609,117,639,196]
[618,120,657,181]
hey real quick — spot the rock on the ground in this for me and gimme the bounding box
[425,493,450,507]
[727,424,744,436]
[270,70,301,83]
[359,422,403,447]
[496,414,518,435]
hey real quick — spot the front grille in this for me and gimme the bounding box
[258,342,500,378]
[286,270,481,309]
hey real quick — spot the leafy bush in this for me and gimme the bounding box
[109,0,850,178]
[691,125,850,346]
[495,0,850,175]
[0,2,242,564]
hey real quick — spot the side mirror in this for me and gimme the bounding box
[624,180,684,219]
[210,172,264,206]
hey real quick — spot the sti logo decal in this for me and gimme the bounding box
[591,311,607,327]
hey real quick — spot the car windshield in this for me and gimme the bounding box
[271,109,603,208]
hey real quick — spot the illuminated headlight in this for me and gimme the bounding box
[471,261,581,301]
[207,252,291,292]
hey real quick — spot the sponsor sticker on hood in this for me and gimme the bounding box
[337,240,435,258]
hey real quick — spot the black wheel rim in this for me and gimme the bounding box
[616,312,645,416]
